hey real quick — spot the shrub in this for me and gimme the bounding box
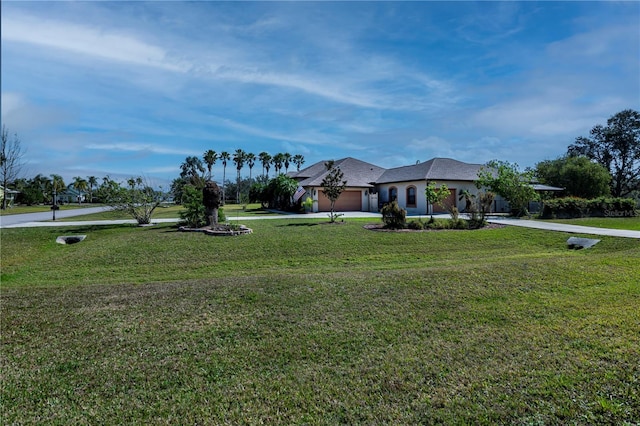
[425,218,447,230]
[449,218,468,229]
[179,186,226,227]
[381,201,406,229]
[542,196,638,218]
[407,219,424,230]
[179,185,206,228]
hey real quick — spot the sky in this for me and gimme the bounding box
[1,1,639,187]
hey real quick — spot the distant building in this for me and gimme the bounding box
[0,186,20,208]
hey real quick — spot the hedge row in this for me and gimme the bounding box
[541,197,638,219]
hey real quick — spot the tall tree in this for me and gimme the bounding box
[233,149,246,202]
[535,156,610,199]
[293,154,305,171]
[203,149,217,180]
[219,151,231,204]
[321,160,347,223]
[72,176,89,203]
[50,174,66,206]
[259,151,271,178]
[14,177,43,206]
[87,176,98,203]
[180,156,206,188]
[568,109,640,197]
[1,126,26,209]
[476,160,538,216]
[245,152,256,181]
[272,153,284,175]
[283,153,292,174]
[30,174,51,203]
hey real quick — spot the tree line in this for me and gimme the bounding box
[2,109,638,213]
[172,150,305,205]
[531,109,639,199]
[476,109,639,216]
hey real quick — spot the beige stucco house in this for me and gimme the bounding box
[290,157,386,213]
[290,157,495,214]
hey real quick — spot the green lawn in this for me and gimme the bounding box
[1,219,638,424]
[539,216,640,231]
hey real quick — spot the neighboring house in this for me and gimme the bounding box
[58,186,86,204]
[291,157,499,214]
[0,186,20,208]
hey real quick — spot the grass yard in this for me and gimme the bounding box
[1,219,639,424]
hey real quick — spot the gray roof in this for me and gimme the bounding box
[292,157,386,188]
[376,158,484,184]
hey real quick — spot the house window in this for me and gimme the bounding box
[389,187,398,202]
[406,186,416,207]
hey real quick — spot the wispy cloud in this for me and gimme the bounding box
[1,1,637,181]
[1,13,189,72]
[85,142,198,157]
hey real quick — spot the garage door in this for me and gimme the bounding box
[318,190,362,211]
[432,188,456,213]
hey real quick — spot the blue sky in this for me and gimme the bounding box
[2,1,639,187]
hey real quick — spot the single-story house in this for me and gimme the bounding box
[290,157,386,212]
[58,186,86,204]
[375,158,486,216]
[290,157,500,214]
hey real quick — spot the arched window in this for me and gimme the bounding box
[389,187,398,202]
[406,186,417,207]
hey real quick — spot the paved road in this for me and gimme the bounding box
[2,210,639,239]
[0,206,112,227]
[486,217,640,239]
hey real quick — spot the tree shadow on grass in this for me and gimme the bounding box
[279,223,319,227]
[60,224,139,234]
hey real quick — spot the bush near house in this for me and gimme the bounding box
[381,200,406,229]
[541,196,637,219]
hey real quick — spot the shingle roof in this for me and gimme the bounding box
[292,157,386,188]
[375,158,484,184]
[292,157,486,187]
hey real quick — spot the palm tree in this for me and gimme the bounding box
[233,149,246,203]
[293,154,305,171]
[31,174,51,203]
[180,156,206,188]
[272,153,284,175]
[87,176,97,203]
[283,152,292,173]
[72,176,89,204]
[203,150,217,180]
[245,152,256,182]
[50,174,66,205]
[219,151,231,204]
[259,151,272,179]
